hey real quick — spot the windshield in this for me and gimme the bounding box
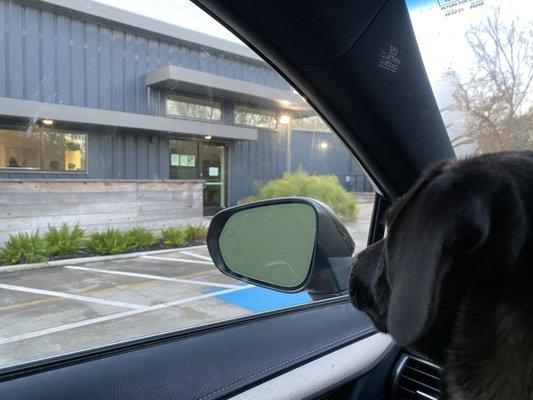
[406,0,532,156]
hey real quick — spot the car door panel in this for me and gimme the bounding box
[0,301,379,400]
[228,333,394,400]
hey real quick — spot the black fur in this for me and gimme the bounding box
[349,151,533,400]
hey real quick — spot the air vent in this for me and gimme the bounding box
[393,355,443,400]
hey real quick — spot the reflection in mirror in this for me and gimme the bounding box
[219,203,317,288]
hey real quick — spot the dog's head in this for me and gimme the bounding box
[350,154,529,359]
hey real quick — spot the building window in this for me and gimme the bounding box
[233,105,278,130]
[0,128,86,172]
[166,95,222,121]
[291,116,330,132]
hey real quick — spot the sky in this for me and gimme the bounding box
[407,0,532,109]
[93,0,241,42]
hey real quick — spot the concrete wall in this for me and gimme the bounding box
[0,0,289,115]
[0,179,203,243]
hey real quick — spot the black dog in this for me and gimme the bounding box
[350,151,533,399]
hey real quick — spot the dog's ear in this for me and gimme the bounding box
[385,165,526,344]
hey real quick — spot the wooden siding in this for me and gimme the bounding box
[0,180,203,243]
[0,0,290,116]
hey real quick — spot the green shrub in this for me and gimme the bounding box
[44,223,84,257]
[240,169,358,221]
[185,224,208,243]
[161,227,188,247]
[1,231,48,265]
[87,229,130,255]
[125,227,156,250]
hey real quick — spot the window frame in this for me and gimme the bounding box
[233,104,279,130]
[165,93,224,122]
[0,126,88,173]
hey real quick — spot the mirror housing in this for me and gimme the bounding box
[207,197,355,298]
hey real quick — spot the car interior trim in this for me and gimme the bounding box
[229,333,394,400]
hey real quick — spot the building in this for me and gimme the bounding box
[0,0,371,242]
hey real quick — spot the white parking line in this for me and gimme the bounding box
[179,251,213,262]
[141,255,214,265]
[65,266,239,289]
[0,285,254,345]
[0,283,148,311]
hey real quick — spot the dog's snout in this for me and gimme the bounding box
[349,239,390,332]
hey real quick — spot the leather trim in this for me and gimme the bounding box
[230,334,394,400]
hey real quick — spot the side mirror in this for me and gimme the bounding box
[207,197,355,298]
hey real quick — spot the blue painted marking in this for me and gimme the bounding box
[210,286,311,313]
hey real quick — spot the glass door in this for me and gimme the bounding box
[201,143,225,216]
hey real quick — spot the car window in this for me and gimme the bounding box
[406,0,532,156]
[0,0,374,368]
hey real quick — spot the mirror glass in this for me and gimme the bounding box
[219,203,317,287]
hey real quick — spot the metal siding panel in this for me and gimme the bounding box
[85,22,98,108]
[7,2,24,99]
[40,9,56,103]
[176,45,190,68]
[124,33,136,113]
[98,26,112,109]
[158,136,168,179]
[23,6,40,101]
[241,62,254,83]
[123,132,136,179]
[147,39,159,70]
[276,128,285,174]
[188,47,201,71]
[255,135,265,179]
[227,143,235,205]
[71,19,85,107]
[230,141,244,205]
[147,39,159,115]
[230,59,243,81]
[111,130,124,179]
[198,49,208,73]
[249,139,256,179]
[98,131,112,178]
[148,136,159,179]
[135,134,148,179]
[56,14,70,104]
[135,36,148,114]
[206,52,218,74]
[86,131,98,178]
[159,42,170,66]
[167,42,176,66]
[263,131,270,178]
[0,2,6,97]
[169,43,181,66]
[111,29,124,111]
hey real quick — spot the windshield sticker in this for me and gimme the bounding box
[438,0,485,17]
[378,45,401,73]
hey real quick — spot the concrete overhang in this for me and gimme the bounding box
[147,65,312,116]
[0,97,258,141]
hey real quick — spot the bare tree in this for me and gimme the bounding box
[448,9,532,153]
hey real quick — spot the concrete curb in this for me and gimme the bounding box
[0,244,208,273]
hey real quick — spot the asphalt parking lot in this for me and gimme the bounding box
[0,246,312,367]
[0,193,373,369]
